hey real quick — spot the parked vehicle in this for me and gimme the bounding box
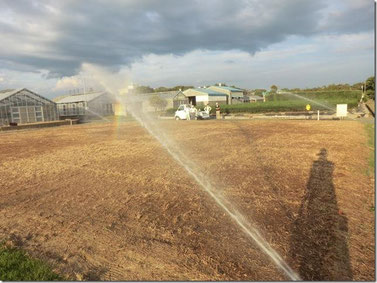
[174,104,210,120]
[196,109,210,119]
[175,104,190,120]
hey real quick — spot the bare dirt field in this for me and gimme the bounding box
[0,120,374,280]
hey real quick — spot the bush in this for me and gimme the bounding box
[165,108,176,115]
[149,95,168,111]
[366,90,374,100]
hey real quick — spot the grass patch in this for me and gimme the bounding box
[0,244,63,281]
[220,90,361,114]
[364,123,375,176]
[220,99,358,114]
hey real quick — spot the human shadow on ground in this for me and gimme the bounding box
[289,148,353,280]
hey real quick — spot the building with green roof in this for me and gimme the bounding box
[183,88,228,106]
[208,85,244,104]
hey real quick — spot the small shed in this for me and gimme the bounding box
[183,88,227,106]
[0,88,58,126]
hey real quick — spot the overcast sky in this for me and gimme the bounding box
[0,0,374,98]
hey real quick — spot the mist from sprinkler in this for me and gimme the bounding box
[280,91,336,111]
[82,63,301,280]
[115,93,301,281]
[85,108,111,122]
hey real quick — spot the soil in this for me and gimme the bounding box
[0,120,374,280]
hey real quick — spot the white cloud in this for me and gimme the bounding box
[54,76,81,90]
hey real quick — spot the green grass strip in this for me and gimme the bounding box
[364,123,375,176]
[0,244,63,281]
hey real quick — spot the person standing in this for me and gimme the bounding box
[190,104,197,120]
[204,104,212,115]
[215,102,221,119]
[186,104,191,120]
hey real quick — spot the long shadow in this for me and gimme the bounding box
[289,148,353,280]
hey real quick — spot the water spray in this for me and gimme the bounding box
[82,63,301,280]
[280,91,336,111]
[85,108,110,122]
[118,93,301,281]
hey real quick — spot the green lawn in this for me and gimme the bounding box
[364,123,375,176]
[0,244,63,281]
[221,99,358,114]
[217,90,362,114]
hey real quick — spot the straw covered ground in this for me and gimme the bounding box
[0,120,374,280]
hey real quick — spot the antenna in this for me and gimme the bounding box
[83,77,87,94]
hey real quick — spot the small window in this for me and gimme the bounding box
[178,105,184,111]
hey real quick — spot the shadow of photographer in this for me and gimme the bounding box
[289,148,352,280]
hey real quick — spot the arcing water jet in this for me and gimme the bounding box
[117,94,301,281]
[82,63,300,279]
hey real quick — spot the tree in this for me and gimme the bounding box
[366,76,375,100]
[171,85,194,91]
[135,85,154,94]
[153,86,194,92]
[352,82,364,90]
[254,89,267,96]
[149,95,167,111]
[154,87,170,93]
[270,85,278,93]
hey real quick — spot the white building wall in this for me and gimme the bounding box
[196,95,208,103]
[208,96,227,102]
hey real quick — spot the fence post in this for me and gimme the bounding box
[317,110,320,121]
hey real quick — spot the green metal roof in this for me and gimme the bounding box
[215,86,243,92]
[192,88,227,96]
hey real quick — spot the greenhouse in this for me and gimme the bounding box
[0,88,58,126]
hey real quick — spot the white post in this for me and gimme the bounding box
[317,110,319,121]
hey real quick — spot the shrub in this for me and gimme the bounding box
[165,108,176,115]
[366,90,375,100]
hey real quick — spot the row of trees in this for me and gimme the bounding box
[248,77,375,100]
[266,77,374,94]
[134,83,244,94]
[134,85,194,94]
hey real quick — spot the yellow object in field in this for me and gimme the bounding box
[306,104,311,111]
[114,102,127,116]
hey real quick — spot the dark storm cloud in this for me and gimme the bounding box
[0,0,374,77]
[318,0,374,34]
